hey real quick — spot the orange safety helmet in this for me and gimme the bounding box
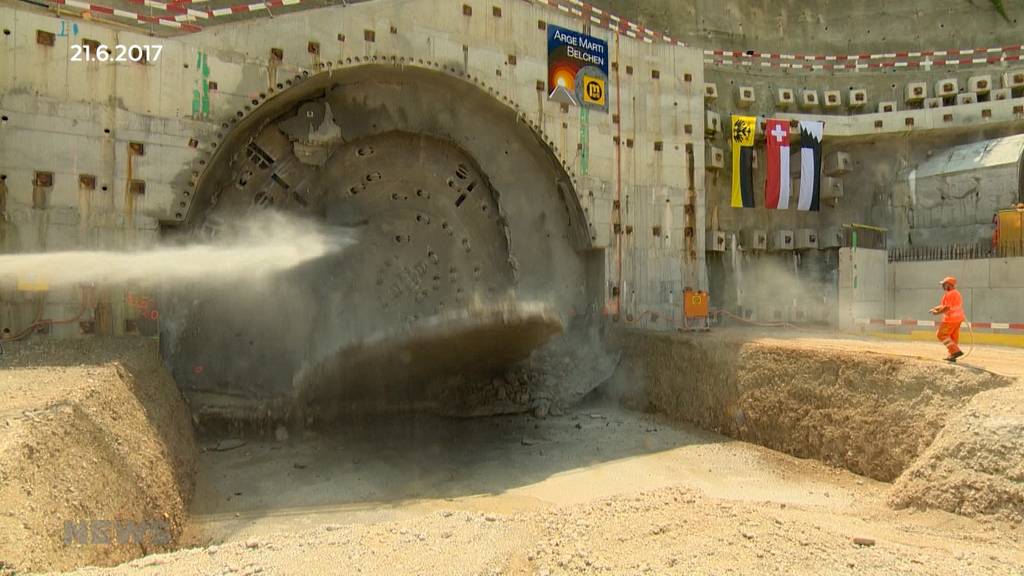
[940,276,957,287]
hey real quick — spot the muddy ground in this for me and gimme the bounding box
[1,331,1022,575]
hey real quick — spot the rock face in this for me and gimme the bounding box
[888,383,1024,522]
[0,338,197,573]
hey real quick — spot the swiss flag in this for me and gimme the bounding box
[764,119,791,209]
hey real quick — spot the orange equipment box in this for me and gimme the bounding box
[683,289,709,319]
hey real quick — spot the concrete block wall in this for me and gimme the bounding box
[838,247,887,330]
[886,258,1024,323]
[705,72,1024,133]
[579,1,1024,257]
[702,71,1024,250]
[835,251,1024,329]
[0,0,706,333]
[707,248,837,325]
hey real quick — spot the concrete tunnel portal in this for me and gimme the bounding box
[159,65,610,420]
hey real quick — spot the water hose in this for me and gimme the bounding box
[961,318,976,360]
[711,308,799,329]
[5,287,88,342]
[626,307,802,331]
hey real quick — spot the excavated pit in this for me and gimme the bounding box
[614,329,1015,482]
[4,330,1023,574]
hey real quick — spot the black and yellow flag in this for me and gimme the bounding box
[730,115,757,208]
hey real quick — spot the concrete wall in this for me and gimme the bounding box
[701,81,1024,253]
[706,248,838,325]
[4,0,1024,335]
[834,249,1024,328]
[0,0,707,333]
[838,247,886,330]
[886,257,1024,323]
[586,0,1024,256]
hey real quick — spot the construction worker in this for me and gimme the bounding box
[930,276,965,362]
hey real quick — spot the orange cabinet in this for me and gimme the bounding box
[683,289,709,319]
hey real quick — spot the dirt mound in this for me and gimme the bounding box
[888,383,1024,521]
[616,330,1013,481]
[0,338,196,573]
[293,301,563,413]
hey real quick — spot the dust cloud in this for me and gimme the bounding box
[725,252,834,323]
[0,212,355,288]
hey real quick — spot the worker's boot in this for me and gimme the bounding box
[948,350,964,362]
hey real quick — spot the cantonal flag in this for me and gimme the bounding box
[730,115,757,209]
[798,120,824,212]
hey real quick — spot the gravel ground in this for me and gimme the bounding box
[57,483,1023,576]
[0,338,196,573]
[890,382,1024,522]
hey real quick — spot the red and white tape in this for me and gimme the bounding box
[703,52,1023,71]
[127,0,210,20]
[50,0,305,31]
[542,0,1023,72]
[47,0,1024,74]
[51,0,202,30]
[128,0,303,19]
[856,318,1024,330]
[542,0,682,45]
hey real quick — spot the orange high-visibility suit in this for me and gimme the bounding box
[936,289,965,355]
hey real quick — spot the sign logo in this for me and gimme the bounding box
[582,76,605,106]
[547,24,609,112]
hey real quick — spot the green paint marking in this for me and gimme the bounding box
[579,107,589,175]
[191,51,211,118]
[192,50,214,118]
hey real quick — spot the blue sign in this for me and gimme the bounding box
[547,25,609,112]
